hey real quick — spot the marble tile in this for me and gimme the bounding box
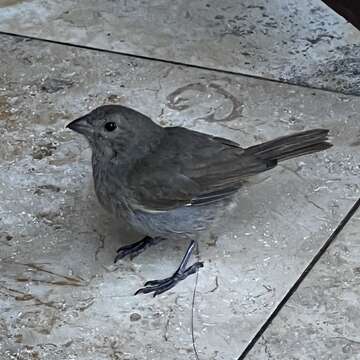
[0,34,359,359]
[246,207,360,360]
[0,0,360,94]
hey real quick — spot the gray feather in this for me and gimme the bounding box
[67,105,332,237]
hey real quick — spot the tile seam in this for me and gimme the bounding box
[0,30,358,98]
[237,197,360,360]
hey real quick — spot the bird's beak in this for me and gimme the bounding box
[66,115,93,136]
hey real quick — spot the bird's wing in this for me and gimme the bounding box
[127,127,275,211]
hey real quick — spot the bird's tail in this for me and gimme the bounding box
[246,129,332,162]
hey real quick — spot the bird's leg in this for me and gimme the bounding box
[114,236,163,263]
[135,240,203,297]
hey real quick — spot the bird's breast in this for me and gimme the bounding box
[92,161,133,218]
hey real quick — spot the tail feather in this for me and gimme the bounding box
[246,129,332,162]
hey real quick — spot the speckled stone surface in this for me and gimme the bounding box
[0,34,359,359]
[246,209,360,360]
[0,0,360,95]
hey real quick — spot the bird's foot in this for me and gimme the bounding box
[114,236,162,263]
[134,261,203,297]
[135,240,203,297]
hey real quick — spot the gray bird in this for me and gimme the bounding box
[67,105,332,296]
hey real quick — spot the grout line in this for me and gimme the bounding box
[0,30,357,98]
[237,196,360,360]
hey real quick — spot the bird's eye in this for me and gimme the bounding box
[104,122,117,132]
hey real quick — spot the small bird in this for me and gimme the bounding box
[67,105,332,296]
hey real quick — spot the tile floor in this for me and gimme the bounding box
[0,1,359,359]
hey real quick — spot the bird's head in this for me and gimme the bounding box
[67,105,163,159]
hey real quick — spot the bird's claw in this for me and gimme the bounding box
[135,261,203,297]
[114,236,161,263]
